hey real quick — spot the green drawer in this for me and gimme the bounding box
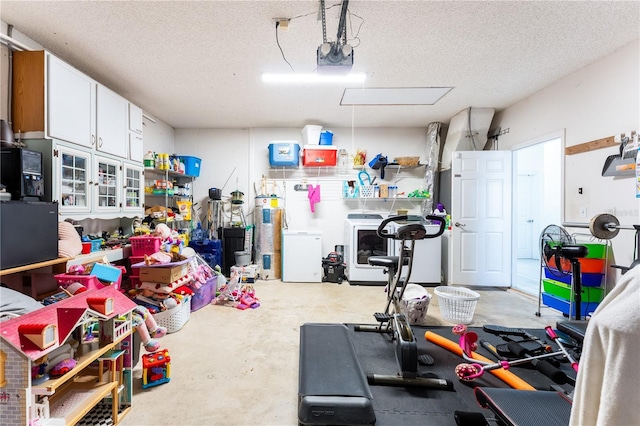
[583,243,607,259]
[542,278,604,303]
[548,241,606,259]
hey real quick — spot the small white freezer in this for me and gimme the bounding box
[282,230,322,282]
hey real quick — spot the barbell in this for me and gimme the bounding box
[563,213,638,240]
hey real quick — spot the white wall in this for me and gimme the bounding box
[493,40,640,270]
[142,115,174,155]
[174,127,432,254]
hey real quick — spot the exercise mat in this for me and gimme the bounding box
[343,325,575,425]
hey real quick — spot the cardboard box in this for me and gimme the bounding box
[139,264,189,284]
[230,264,260,283]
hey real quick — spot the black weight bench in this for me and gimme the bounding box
[298,323,376,426]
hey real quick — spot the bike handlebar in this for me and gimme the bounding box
[376,214,446,240]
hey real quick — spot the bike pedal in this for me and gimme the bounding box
[374,313,391,323]
[417,354,435,366]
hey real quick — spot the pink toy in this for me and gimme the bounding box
[49,358,77,377]
[132,305,167,352]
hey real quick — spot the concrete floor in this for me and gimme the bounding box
[120,281,564,426]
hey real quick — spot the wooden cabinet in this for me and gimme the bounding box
[26,139,145,219]
[12,50,129,160]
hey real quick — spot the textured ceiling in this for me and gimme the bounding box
[2,1,639,129]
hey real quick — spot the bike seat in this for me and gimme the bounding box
[368,256,409,268]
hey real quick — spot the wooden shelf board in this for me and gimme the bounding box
[0,257,69,276]
[34,331,130,395]
[46,379,117,426]
[565,136,616,155]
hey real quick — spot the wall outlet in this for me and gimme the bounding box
[580,207,587,218]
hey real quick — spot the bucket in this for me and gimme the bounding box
[235,251,251,267]
[319,130,333,145]
[302,125,322,145]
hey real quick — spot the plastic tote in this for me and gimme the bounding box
[302,125,322,145]
[434,286,480,324]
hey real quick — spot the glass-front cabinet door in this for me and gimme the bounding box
[55,145,92,214]
[123,163,144,214]
[94,156,121,212]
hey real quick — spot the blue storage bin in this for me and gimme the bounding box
[189,239,223,270]
[542,292,600,317]
[269,142,300,167]
[90,239,103,252]
[90,263,122,284]
[319,131,333,145]
[543,268,603,287]
[181,156,201,177]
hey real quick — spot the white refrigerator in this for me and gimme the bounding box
[282,230,323,282]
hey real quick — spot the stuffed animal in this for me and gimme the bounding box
[154,223,184,255]
[58,221,82,258]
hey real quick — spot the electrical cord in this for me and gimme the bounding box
[275,21,295,72]
[347,9,364,47]
[468,106,478,150]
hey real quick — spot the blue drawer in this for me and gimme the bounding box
[542,292,600,317]
[543,268,603,287]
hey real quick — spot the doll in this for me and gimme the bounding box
[131,305,167,352]
[154,223,184,255]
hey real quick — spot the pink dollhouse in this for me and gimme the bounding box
[0,286,137,426]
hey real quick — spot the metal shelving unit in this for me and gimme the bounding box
[143,168,196,231]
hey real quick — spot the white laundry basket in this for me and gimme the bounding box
[399,284,431,325]
[434,286,480,324]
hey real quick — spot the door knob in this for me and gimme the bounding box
[454,222,466,227]
[527,219,534,223]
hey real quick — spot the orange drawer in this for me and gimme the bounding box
[548,256,605,274]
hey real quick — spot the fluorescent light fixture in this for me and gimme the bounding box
[341,87,453,105]
[262,72,366,84]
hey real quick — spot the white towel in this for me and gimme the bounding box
[570,266,640,426]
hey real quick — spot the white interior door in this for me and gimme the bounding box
[516,174,534,258]
[451,151,512,287]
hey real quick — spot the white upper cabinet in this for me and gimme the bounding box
[47,54,96,148]
[96,85,128,158]
[128,102,144,162]
[129,103,143,134]
[12,50,134,162]
[129,133,144,162]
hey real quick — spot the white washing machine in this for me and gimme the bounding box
[344,213,393,285]
[390,221,442,285]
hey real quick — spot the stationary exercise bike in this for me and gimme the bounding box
[355,214,449,388]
